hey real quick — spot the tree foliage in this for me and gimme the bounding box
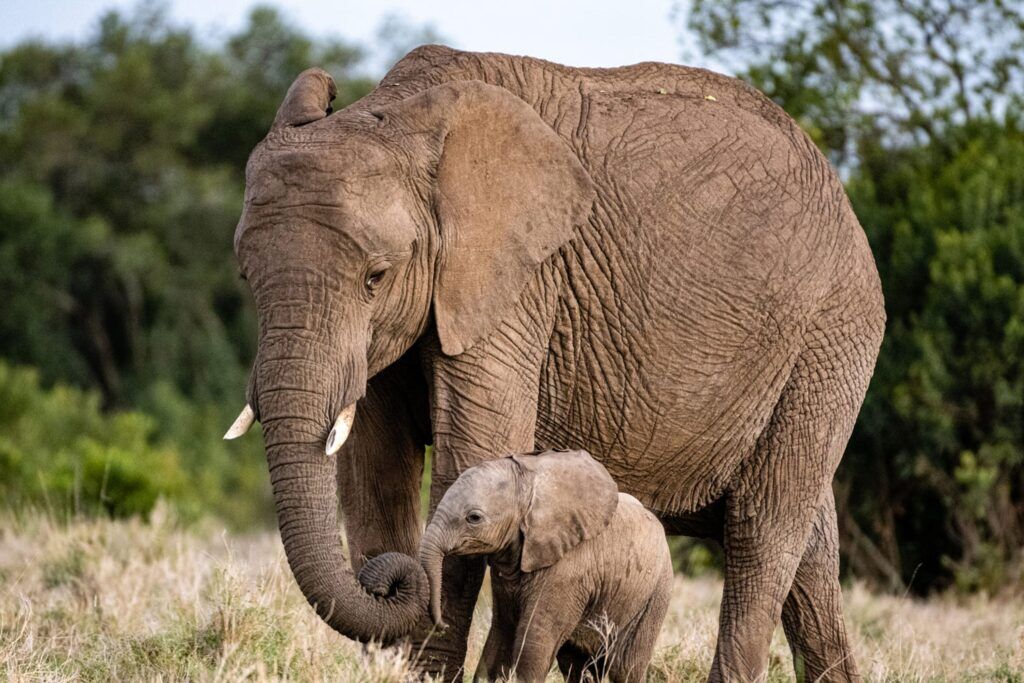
[682,0,1024,164]
[0,360,193,519]
[844,122,1024,592]
[0,5,373,405]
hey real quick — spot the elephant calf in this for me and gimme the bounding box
[418,449,673,682]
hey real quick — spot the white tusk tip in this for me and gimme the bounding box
[224,404,255,440]
[325,428,341,456]
[324,403,357,456]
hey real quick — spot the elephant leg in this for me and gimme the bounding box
[509,599,581,683]
[475,577,519,681]
[337,352,429,572]
[711,317,879,682]
[414,322,551,679]
[559,642,607,682]
[608,575,673,683]
[713,503,810,683]
[781,491,861,682]
[415,552,486,679]
[408,461,491,679]
[556,641,600,683]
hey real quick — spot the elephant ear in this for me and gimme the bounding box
[272,67,337,129]
[513,450,619,573]
[380,80,595,356]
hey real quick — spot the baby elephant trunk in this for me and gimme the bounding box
[418,522,457,628]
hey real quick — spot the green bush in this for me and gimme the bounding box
[0,4,366,529]
[0,361,271,525]
[843,122,1024,593]
[0,362,191,517]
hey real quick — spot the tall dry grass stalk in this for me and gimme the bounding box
[1,508,1020,681]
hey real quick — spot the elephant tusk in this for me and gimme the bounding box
[224,404,255,440]
[325,403,357,456]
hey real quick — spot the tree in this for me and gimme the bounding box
[679,0,1024,165]
[373,12,445,72]
[0,4,373,407]
[843,121,1024,592]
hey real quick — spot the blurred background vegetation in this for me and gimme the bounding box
[1,0,1022,596]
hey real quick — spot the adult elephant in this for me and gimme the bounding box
[226,45,884,682]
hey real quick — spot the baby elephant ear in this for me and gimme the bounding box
[272,67,337,129]
[514,450,619,573]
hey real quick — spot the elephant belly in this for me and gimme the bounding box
[536,329,796,515]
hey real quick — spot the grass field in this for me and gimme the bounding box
[1,508,1021,682]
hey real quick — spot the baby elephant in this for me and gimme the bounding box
[419,449,673,682]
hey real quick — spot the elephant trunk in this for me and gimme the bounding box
[257,337,426,643]
[419,520,457,628]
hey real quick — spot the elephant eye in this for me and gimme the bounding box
[466,511,484,525]
[364,267,388,292]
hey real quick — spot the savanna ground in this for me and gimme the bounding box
[1,508,1021,682]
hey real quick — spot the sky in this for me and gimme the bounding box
[1,0,698,71]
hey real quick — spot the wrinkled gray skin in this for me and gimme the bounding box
[418,451,673,683]
[233,44,885,681]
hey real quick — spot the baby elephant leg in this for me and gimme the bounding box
[607,574,673,683]
[474,626,509,682]
[509,596,585,682]
[556,641,604,682]
[474,580,518,682]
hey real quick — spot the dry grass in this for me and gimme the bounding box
[1,508,1021,682]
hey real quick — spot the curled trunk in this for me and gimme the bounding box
[260,368,426,642]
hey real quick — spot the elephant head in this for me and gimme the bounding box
[419,450,619,626]
[225,67,595,642]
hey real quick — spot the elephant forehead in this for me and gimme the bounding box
[236,148,416,256]
[237,199,414,258]
[454,462,516,501]
[243,143,397,206]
